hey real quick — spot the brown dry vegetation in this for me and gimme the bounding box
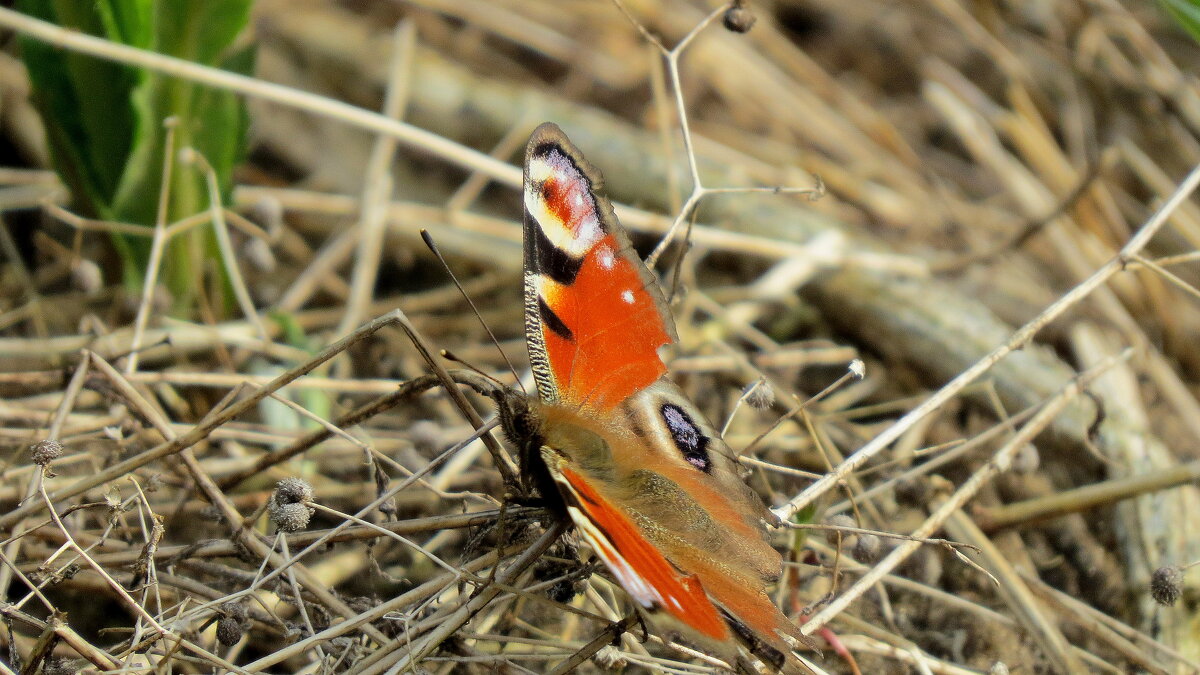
[1,1,1199,673]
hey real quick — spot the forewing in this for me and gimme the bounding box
[523,122,676,410]
[540,447,733,650]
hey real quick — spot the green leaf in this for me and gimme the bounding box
[95,0,154,50]
[1161,0,1200,43]
[17,0,146,218]
[18,1,254,310]
[155,0,252,65]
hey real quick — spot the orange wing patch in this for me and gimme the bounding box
[552,461,730,642]
[537,233,670,409]
[523,123,675,410]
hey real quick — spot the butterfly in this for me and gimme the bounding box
[495,122,817,672]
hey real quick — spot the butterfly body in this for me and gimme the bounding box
[503,123,813,670]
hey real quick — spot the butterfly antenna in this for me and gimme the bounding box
[441,348,506,391]
[420,229,525,392]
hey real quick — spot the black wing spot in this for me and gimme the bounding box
[661,404,710,473]
[530,141,565,164]
[538,297,574,341]
[531,217,584,286]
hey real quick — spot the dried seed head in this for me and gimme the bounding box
[824,514,856,544]
[722,1,756,33]
[269,501,313,532]
[71,259,103,295]
[852,533,881,563]
[31,439,63,466]
[894,475,932,507]
[220,601,248,623]
[216,616,243,646]
[270,502,312,533]
[1151,565,1184,606]
[269,478,314,532]
[274,477,314,504]
[743,379,775,409]
[217,600,250,646]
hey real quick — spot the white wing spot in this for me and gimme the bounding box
[598,247,615,270]
[621,289,635,304]
[576,215,602,250]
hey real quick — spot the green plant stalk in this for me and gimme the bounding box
[18,0,250,316]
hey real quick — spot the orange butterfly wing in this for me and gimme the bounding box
[550,460,730,642]
[522,123,675,411]
[518,123,813,671]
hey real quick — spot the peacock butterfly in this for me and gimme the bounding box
[497,122,815,672]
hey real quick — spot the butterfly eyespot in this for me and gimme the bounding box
[660,404,711,472]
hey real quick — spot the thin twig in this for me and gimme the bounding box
[800,348,1134,638]
[126,119,179,375]
[777,159,1200,523]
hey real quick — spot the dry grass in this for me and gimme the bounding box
[1,1,1199,673]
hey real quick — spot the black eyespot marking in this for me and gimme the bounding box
[538,297,574,341]
[661,404,710,472]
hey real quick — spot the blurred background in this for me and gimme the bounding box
[1,1,1199,673]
